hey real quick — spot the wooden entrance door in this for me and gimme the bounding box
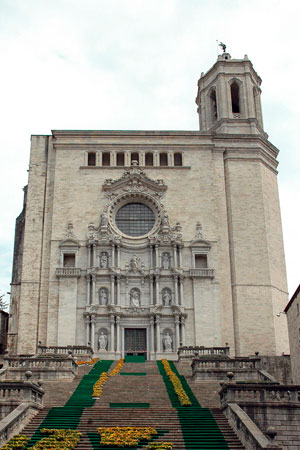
[125,328,147,356]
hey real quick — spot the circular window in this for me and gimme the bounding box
[115,202,155,237]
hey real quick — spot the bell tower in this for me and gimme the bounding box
[196,53,265,135]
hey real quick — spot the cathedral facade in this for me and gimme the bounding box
[9,53,289,359]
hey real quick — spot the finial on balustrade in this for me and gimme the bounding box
[24,370,33,384]
[266,426,277,443]
[226,371,234,382]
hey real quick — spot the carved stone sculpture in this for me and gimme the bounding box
[98,331,108,350]
[100,252,108,268]
[99,288,108,306]
[163,332,173,351]
[162,252,170,269]
[130,288,141,308]
[100,212,108,227]
[162,289,172,306]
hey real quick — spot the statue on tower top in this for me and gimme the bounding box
[218,41,226,53]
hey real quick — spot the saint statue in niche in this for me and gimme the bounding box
[130,288,141,308]
[100,212,108,227]
[98,331,108,350]
[162,252,170,269]
[99,288,108,306]
[100,252,108,268]
[163,332,173,352]
[162,289,172,306]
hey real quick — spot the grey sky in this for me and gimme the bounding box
[0,0,299,304]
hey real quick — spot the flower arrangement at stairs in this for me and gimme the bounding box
[77,357,99,365]
[92,358,124,397]
[31,429,82,450]
[1,434,30,450]
[161,359,191,406]
[98,426,157,447]
[109,358,124,376]
[146,443,173,450]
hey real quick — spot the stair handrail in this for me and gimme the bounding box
[223,402,281,449]
[0,402,41,447]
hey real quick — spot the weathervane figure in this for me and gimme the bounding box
[219,42,226,53]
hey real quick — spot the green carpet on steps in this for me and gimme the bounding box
[88,429,169,450]
[26,360,113,448]
[120,372,147,376]
[157,361,229,449]
[124,354,145,363]
[110,402,150,408]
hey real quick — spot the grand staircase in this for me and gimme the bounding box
[19,359,245,450]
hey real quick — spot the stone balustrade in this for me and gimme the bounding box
[37,345,92,357]
[2,356,78,381]
[192,356,260,370]
[55,267,81,278]
[178,345,230,360]
[189,268,214,278]
[0,381,44,406]
[220,383,300,406]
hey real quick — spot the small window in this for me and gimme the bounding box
[297,303,299,316]
[195,254,207,268]
[88,152,96,166]
[102,152,110,166]
[210,89,218,122]
[160,153,168,167]
[174,153,182,166]
[63,253,75,267]
[145,153,153,166]
[131,153,139,165]
[117,153,124,166]
[231,82,240,114]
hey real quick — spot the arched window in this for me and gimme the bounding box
[159,153,168,167]
[117,152,124,166]
[88,152,96,166]
[102,152,110,166]
[174,153,182,166]
[145,153,153,166]
[210,89,218,122]
[230,81,240,114]
[131,152,139,165]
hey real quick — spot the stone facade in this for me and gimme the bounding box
[284,284,300,384]
[8,53,289,359]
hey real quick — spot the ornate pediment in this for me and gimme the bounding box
[103,166,167,198]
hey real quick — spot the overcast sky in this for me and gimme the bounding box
[0,0,299,308]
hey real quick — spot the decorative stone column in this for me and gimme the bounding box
[91,315,96,351]
[92,274,96,305]
[149,276,154,305]
[97,151,102,166]
[168,152,174,166]
[85,316,90,346]
[173,275,178,305]
[156,316,161,353]
[175,315,180,352]
[173,244,177,267]
[86,275,91,305]
[155,275,160,305]
[150,245,153,268]
[116,276,121,306]
[150,316,155,355]
[111,275,115,305]
[125,151,131,166]
[181,316,185,346]
[178,245,183,268]
[179,277,184,306]
[116,316,121,354]
[111,244,115,267]
[87,245,91,267]
[140,152,145,166]
[116,245,121,267]
[110,315,115,352]
[155,245,159,268]
[92,244,96,267]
